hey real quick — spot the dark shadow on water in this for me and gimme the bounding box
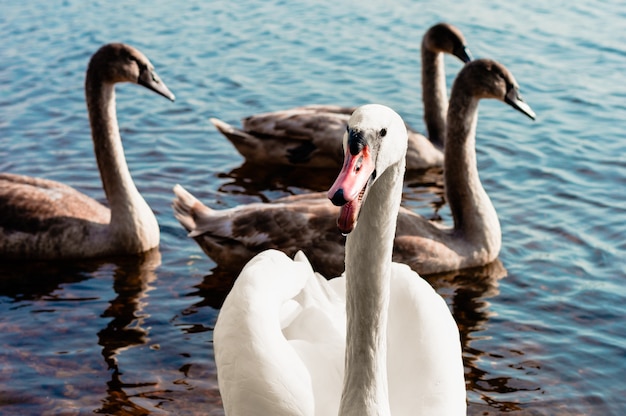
[0,258,98,301]
[218,161,342,198]
[219,161,445,201]
[185,265,238,311]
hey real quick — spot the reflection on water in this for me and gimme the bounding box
[424,259,523,411]
[0,260,96,302]
[0,251,168,414]
[220,161,445,210]
[96,250,161,415]
[188,266,238,311]
[220,161,340,197]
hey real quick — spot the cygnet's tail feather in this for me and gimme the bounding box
[210,117,255,143]
[210,117,236,134]
[172,184,208,234]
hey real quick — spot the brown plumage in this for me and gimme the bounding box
[210,22,472,171]
[174,59,535,277]
[0,43,175,259]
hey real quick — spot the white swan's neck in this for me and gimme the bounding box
[444,93,501,252]
[86,80,159,250]
[340,160,404,416]
[421,48,448,149]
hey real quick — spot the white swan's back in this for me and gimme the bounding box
[215,250,465,415]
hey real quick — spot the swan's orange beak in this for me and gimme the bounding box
[327,145,375,234]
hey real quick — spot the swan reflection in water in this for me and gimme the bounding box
[218,160,444,198]
[0,249,163,413]
[427,259,543,412]
[95,249,162,414]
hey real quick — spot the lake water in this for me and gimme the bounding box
[1,0,625,414]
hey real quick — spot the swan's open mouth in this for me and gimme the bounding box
[337,183,367,234]
[327,143,375,234]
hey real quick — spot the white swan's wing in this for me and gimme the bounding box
[283,252,346,415]
[214,250,345,416]
[387,263,466,415]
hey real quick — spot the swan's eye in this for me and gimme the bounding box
[380,128,387,137]
[150,71,160,83]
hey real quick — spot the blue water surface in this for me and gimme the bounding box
[1,0,625,414]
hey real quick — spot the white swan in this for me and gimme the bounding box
[173,59,535,277]
[0,43,175,259]
[209,22,472,171]
[214,104,466,415]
